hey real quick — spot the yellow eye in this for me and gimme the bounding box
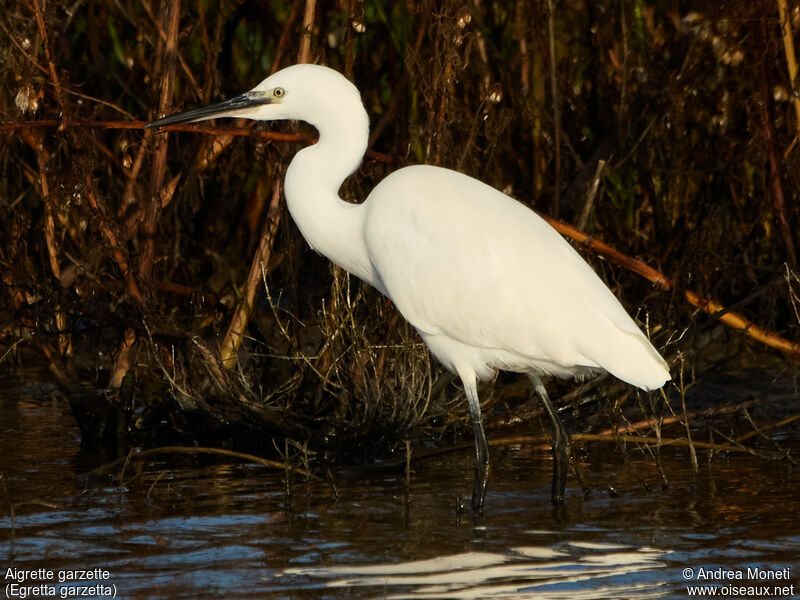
[273,87,286,98]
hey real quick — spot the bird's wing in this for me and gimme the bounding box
[363,165,668,389]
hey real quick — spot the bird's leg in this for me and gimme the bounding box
[462,374,490,511]
[529,374,570,505]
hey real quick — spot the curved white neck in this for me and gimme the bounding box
[283,115,378,288]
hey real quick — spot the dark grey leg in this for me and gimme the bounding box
[462,373,490,511]
[529,374,570,504]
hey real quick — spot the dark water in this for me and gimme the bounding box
[1,375,799,599]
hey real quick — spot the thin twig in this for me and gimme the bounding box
[88,445,315,478]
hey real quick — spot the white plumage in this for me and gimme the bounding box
[364,165,668,389]
[149,63,670,509]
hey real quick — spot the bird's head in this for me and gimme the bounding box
[146,64,365,131]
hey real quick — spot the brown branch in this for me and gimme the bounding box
[141,0,201,97]
[153,131,231,215]
[28,0,67,120]
[570,433,771,457]
[139,0,181,283]
[109,328,137,390]
[597,398,763,436]
[540,217,672,287]
[55,310,72,358]
[575,159,607,231]
[546,0,561,218]
[1,120,409,166]
[28,125,72,359]
[540,214,800,360]
[84,176,145,304]
[121,129,153,219]
[516,0,530,95]
[0,120,142,131]
[195,0,213,101]
[776,0,800,139]
[220,179,283,369]
[273,0,303,75]
[736,412,800,442]
[298,0,317,64]
[25,131,61,282]
[759,10,798,269]
[40,341,75,388]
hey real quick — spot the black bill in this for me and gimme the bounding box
[146,91,272,128]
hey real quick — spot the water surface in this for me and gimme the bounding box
[1,375,799,599]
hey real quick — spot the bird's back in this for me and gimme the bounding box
[362,165,669,390]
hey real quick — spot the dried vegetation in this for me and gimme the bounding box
[0,0,798,475]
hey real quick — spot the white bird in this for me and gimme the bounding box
[148,64,670,509]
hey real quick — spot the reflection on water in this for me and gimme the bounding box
[1,374,799,599]
[283,545,671,598]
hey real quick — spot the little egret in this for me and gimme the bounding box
[148,64,670,509]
